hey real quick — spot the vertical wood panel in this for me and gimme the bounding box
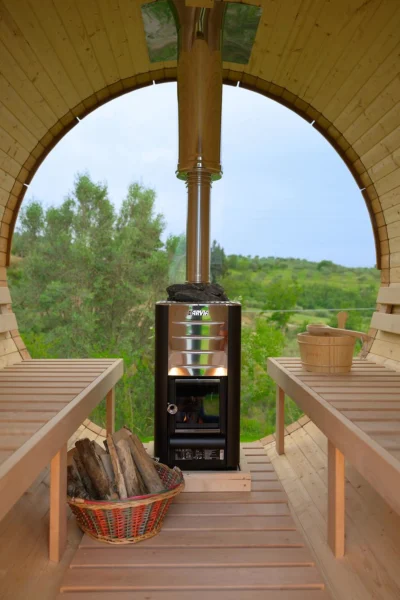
[327,440,345,558]
[49,443,67,562]
[53,0,107,94]
[74,0,121,87]
[106,387,115,435]
[0,2,68,118]
[2,0,81,107]
[30,0,95,100]
[276,386,285,455]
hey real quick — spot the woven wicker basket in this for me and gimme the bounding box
[68,462,184,544]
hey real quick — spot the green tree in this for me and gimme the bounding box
[210,240,228,283]
[240,316,285,440]
[11,174,168,438]
[167,233,186,283]
[12,202,45,257]
[263,279,299,328]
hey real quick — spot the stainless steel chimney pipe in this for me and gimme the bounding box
[174,3,223,283]
[186,169,212,283]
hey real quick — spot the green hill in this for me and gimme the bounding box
[220,255,380,312]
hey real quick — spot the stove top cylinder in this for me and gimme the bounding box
[154,301,241,470]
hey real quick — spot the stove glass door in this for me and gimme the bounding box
[174,378,221,432]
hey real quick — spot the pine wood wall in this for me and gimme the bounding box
[0,0,399,367]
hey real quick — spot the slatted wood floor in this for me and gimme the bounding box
[3,426,400,599]
[57,443,330,599]
[266,421,400,600]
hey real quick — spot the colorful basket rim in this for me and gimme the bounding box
[81,524,166,545]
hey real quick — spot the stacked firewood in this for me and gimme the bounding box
[67,427,165,500]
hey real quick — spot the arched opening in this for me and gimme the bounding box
[10,81,380,442]
[5,74,383,270]
[2,4,400,596]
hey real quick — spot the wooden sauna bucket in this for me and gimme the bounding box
[297,332,355,373]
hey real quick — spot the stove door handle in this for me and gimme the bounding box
[167,403,178,415]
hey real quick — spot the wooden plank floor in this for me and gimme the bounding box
[0,463,82,600]
[3,424,400,599]
[58,443,330,599]
[0,421,105,600]
[266,422,400,600]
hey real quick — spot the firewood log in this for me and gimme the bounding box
[118,427,164,494]
[90,440,119,497]
[92,440,107,456]
[136,468,147,496]
[75,438,113,500]
[106,434,128,499]
[129,434,165,494]
[67,464,89,499]
[99,453,114,485]
[112,434,143,497]
[69,447,99,500]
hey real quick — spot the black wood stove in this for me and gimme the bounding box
[153,5,241,471]
[154,301,241,470]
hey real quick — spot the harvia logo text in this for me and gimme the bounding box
[188,309,209,317]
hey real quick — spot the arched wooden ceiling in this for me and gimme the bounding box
[0,0,399,285]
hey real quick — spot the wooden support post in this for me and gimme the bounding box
[327,440,345,558]
[49,444,67,562]
[276,386,285,455]
[106,387,115,435]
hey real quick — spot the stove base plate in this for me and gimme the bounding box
[181,467,251,492]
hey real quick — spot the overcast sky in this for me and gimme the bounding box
[25,83,375,268]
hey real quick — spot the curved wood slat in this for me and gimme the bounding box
[371,312,400,334]
[0,313,17,333]
[377,286,400,304]
[0,286,11,304]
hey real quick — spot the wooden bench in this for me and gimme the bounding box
[0,358,123,562]
[267,357,400,558]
